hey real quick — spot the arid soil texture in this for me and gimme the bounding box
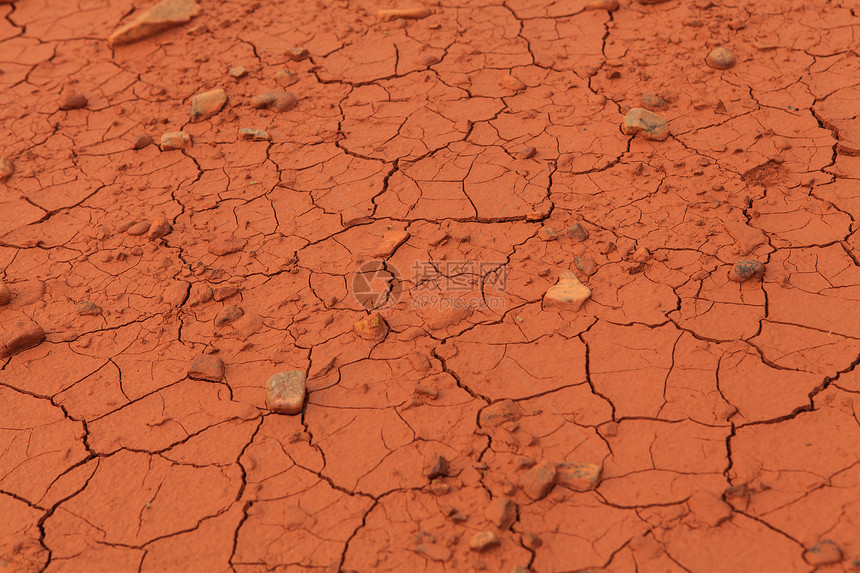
[1,0,860,571]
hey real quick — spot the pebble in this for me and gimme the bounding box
[413,543,451,562]
[228,66,247,78]
[252,91,298,112]
[188,354,225,381]
[162,281,189,306]
[132,134,153,149]
[469,531,501,552]
[377,7,431,20]
[706,47,735,69]
[574,256,597,276]
[214,305,244,327]
[239,128,270,142]
[479,399,523,427]
[1,320,46,358]
[208,236,246,256]
[566,223,589,242]
[585,0,619,9]
[285,47,309,61]
[485,497,516,529]
[160,131,191,151]
[354,312,388,341]
[75,301,103,316]
[804,540,842,566]
[108,0,201,47]
[0,280,10,305]
[640,93,668,111]
[538,227,557,241]
[500,75,526,91]
[631,247,651,263]
[728,259,765,282]
[520,460,557,500]
[147,215,171,240]
[266,370,307,414]
[0,157,14,180]
[275,69,296,86]
[59,91,87,111]
[543,270,591,311]
[190,88,227,121]
[187,283,213,306]
[556,462,602,491]
[213,285,239,301]
[126,221,150,236]
[373,230,409,258]
[621,108,669,141]
[519,146,536,159]
[425,454,449,479]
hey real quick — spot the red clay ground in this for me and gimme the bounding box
[1,0,859,571]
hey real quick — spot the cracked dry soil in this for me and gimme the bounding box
[1,0,860,571]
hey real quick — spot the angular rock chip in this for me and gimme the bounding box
[132,134,153,149]
[479,399,522,427]
[228,66,246,78]
[214,305,244,327]
[108,0,201,47]
[190,88,227,121]
[622,107,669,141]
[728,259,765,283]
[160,131,191,151]
[469,531,501,552]
[500,75,526,91]
[1,321,46,358]
[147,215,171,240]
[239,128,271,141]
[520,460,557,500]
[543,270,591,311]
[0,157,14,181]
[373,230,409,258]
[188,354,225,381]
[75,301,103,316]
[59,92,87,111]
[556,462,602,491]
[425,454,449,479]
[252,90,297,112]
[266,370,307,414]
[354,312,388,341]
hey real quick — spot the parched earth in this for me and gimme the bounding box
[1,0,859,570]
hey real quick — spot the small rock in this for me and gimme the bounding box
[214,305,244,327]
[500,75,526,91]
[59,91,87,111]
[0,280,10,305]
[0,157,14,181]
[75,301,103,316]
[132,134,153,149]
[275,69,296,86]
[108,0,201,47]
[631,247,651,263]
[485,497,516,529]
[187,282,213,306]
[419,54,440,66]
[543,270,591,312]
[162,281,189,305]
[428,479,451,495]
[413,543,451,562]
[213,285,239,301]
[706,47,735,69]
[239,128,270,141]
[266,370,307,414]
[377,7,431,20]
[687,491,732,527]
[425,454,449,479]
[566,223,589,242]
[188,354,225,381]
[160,131,191,150]
[147,215,171,240]
[520,146,536,159]
[538,226,557,241]
[252,90,298,112]
[585,0,619,10]
[804,540,842,566]
[373,230,409,258]
[728,259,764,282]
[479,400,523,427]
[556,462,602,491]
[285,47,309,60]
[640,93,668,111]
[190,88,227,122]
[228,66,247,78]
[208,236,246,256]
[520,460,557,500]
[622,108,669,141]
[354,312,388,341]
[574,256,597,276]
[1,321,46,358]
[126,221,150,236]
[469,531,501,552]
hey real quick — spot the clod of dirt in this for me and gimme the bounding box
[0,157,13,180]
[275,69,296,86]
[75,301,103,316]
[147,215,171,240]
[252,91,298,112]
[373,230,409,258]
[190,88,227,122]
[567,223,589,242]
[500,75,526,91]
[803,540,843,566]
[425,454,449,479]
[522,533,542,549]
[574,256,597,276]
[160,131,191,150]
[519,146,536,159]
[131,134,153,149]
[585,0,619,10]
[59,91,87,111]
[485,497,517,529]
[630,247,651,263]
[1,320,46,358]
[188,354,225,381]
[556,462,602,491]
[266,370,307,414]
[0,280,10,306]
[188,283,213,306]
[543,270,591,311]
[108,0,201,47]
[469,531,501,552]
[520,460,557,500]
[377,7,431,20]
[228,66,247,78]
[239,128,270,141]
[354,313,388,341]
[641,93,668,111]
[126,221,150,236]
[214,305,244,327]
[413,543,451,562]
[538,227,558,241]
[728,259,765,282]
[285,47,309,61]
[621,108,669,141]
[706,47,736,69]
[213,285,239,301]
[687,491,732,527]
[479,399,523,427]
[208,236,246,256]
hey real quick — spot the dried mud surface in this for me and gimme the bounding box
[1,0,859,571]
